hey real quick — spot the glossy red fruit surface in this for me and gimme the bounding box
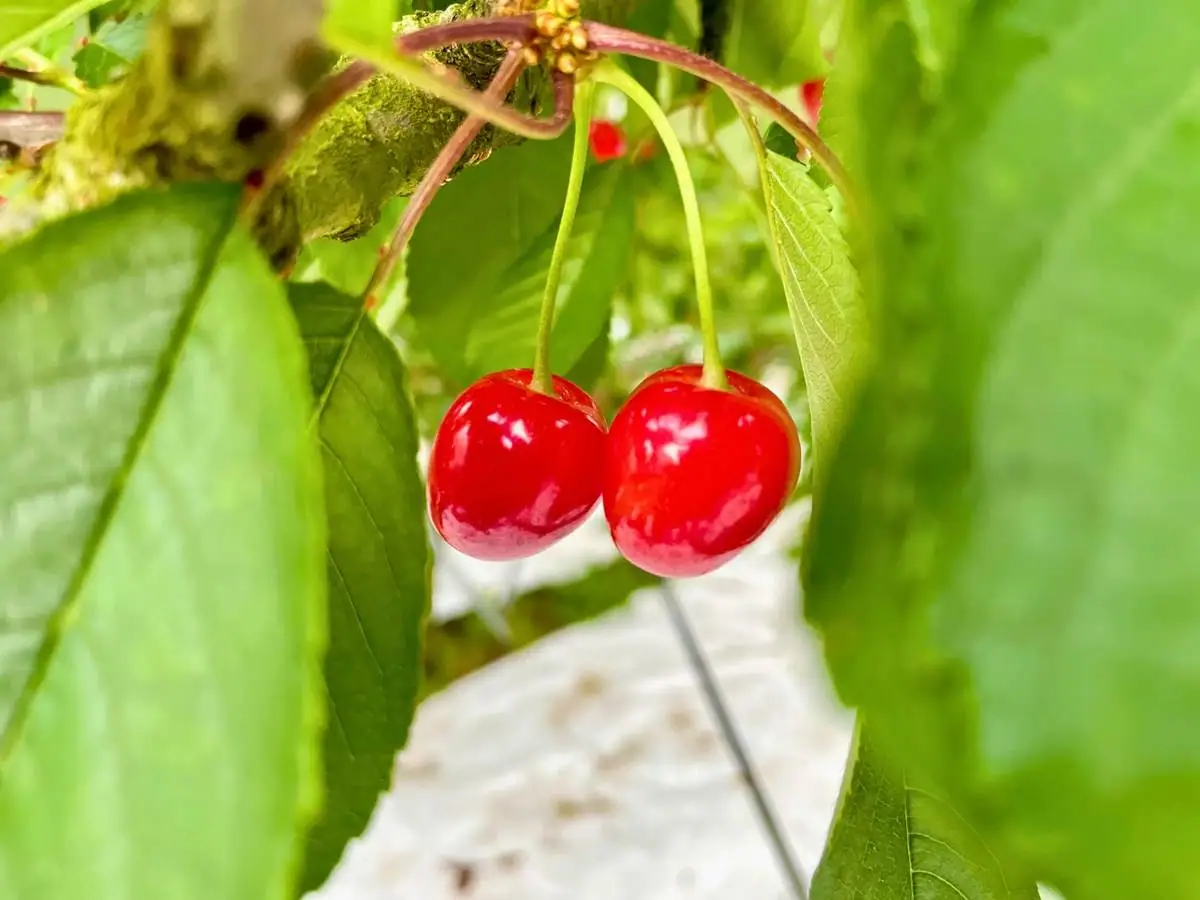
[800,78,825,127]
[588,120,628,163]
[604,365,801,578]
[428,369,607,561]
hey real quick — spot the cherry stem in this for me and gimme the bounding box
[7,49,88,97]
[392,15,536,56]
[531,77,595,396]
[585,23,858,221]
[334,31,568,140]
[366,48,532,316]
[592,61,727,391]
[0,63,58,90]
[386,16,857,219]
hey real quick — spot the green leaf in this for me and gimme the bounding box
[463,163,635,384]
[72,42,126,86]
[73,10,149,86]
[408,139,634,389]
[0,0,110,61]
[903,0,970,77]
[407,139,572,337]
[624,0,674,92]
[806,2,1200,898]
[811,724,1039,900]
[0,185,326,899]
[322,0,397,49]
[288,283,431,893]
[296,198,407,299]
[721,0,827,89]
[758,150,862,474]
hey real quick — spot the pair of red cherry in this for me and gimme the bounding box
[427,365,801,577]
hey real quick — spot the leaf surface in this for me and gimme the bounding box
[288,283,431,892]
[721,0,827,89]
[0,185,326,900]
[805,3,1200,897]
[408,139,634,388]
[759,150,862,472]
[0,0,110,60]
[811,725,1039,900]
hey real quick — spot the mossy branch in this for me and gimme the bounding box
[0,0,638,267]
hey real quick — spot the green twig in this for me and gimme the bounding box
[591,60,726,390]
[531,76,595,395]
[9,49,88,97]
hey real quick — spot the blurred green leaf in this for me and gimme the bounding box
[0,0,106,61]
[73,8,149,85]
[624,0,673,92]
[462,162,635,384]
[296,197,407,299]
[289,283,430,893]
[408,139,573,323]
[805,3,1200,898]
[764,122,799,160]
[406,137,576,385]
[811,723,1039,900]
[322,0,400,48]
[0,185,325,899]
[72,42,125,86]
[721,0,827,89]
[903,0,970,77]
[87,0,156,31]
[759,150,862,473]
[566,323,611,394]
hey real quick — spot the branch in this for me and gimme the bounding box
[0,112,64,153]
[0,64,58,90]
[0,0,641,259]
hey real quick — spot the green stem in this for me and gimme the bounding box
[531,78,596,396]
[591,61,726,390]
[11,49,88,97]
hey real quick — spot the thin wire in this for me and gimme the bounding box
[658,581,810,900]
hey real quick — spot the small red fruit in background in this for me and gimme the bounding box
[604,365,801,578]
[428,369,607,561]
[800,78,825,128]
[589,120,628,163]
[632,137,658,163]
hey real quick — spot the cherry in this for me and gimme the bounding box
[603,365,801,578]
[800,78,825,128]
[428,369,607,561]
[588,120,628,163]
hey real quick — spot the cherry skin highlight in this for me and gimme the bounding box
[603,365,802,578]
[428,369,607,561]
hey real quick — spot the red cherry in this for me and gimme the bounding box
[800,78,825,127]
[428,369,607,561]
[603,365,801,578]
[588,120,628,163]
